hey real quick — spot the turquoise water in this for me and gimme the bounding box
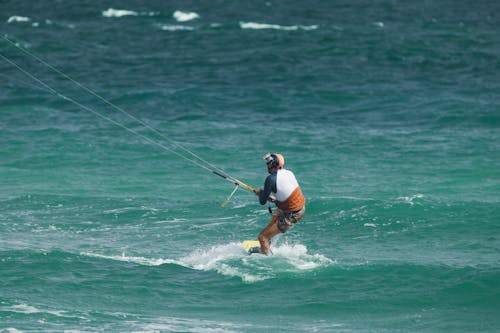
[1,1,500,332]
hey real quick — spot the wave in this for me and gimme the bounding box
[158,24,195,32]
[1,302,243,332]
[102,8,138,18]
[119,315,243,333]
[81,241,334,283]
[2,328,23,333]
[173,10,200,22]
[239,21,319,31]
[1,303,77,319]
[101,8,158,18]
[396,193,425,205]
[6,16,30,23]
[81,252,179,266]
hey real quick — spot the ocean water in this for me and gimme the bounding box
[1,0,500,332]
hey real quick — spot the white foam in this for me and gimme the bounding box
[130,315,242,333]
[397,193,424,205]
[240,21,318,31]
[7,16,30,23]
[173,10,200,22]
[182,242,333,281]
[102,8,138,18]
[179,243,270,282]
[271,243,334,270]
[81,246,263,282]
[82,241,333,283]
[9,304,42,314]
[179,243,242,270]
[159,24,194,31]
[5,328,23,333]
[81,252,178,266]
[2,304,69,318]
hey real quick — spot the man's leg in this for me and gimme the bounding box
[258,212,288,255]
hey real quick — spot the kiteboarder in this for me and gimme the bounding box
[252,153,306,255]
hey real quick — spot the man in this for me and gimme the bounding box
[252,153,306,255]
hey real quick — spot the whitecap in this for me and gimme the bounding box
[131,315,242,333]
[239,21,318,31]
[240,22,297,31]
[81,252,178,266]
[2,304,70,318]
[81,246,264,282]
[82,241,333,283]
[5,328,23,333]
[173,10,200,22]
[159,24,194,31]
[180,241,334,281]
[7,16,30,23]
[397,193,424,205]
[179,243,268,282]
[102,8,138,18]
[179,243,243,271]
[271,242,334,270]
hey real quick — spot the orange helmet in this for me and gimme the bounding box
[263,153,285,169]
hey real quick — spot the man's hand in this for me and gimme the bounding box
[254,188,261,196]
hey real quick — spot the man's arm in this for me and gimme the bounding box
[258,174,276,205]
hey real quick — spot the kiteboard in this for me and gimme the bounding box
[242,240,261,254]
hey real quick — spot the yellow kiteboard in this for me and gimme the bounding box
[242,240,261,254]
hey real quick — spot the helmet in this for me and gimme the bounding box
[263,153,285,169]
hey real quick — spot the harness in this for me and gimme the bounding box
[276,207,306,233]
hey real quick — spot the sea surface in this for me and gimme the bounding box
[1,1,500,332]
